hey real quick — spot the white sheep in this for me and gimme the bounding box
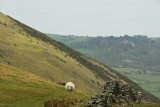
[65,82,75,91]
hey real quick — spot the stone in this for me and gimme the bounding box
[85,81,145,107]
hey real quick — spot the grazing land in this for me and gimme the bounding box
[0,63,89,107]
[47,34,160,73]
[0,12,160,106]
[47,34,160,98]
[112,67,160,98]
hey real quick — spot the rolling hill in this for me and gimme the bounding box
[46,34,160,72]
[0,12,160,104]
[46,34,160,98]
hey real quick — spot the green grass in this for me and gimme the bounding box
[47,34,70,42]
[149,37,159,41]
[45,33,160,100]
[151,92,160,99]
[112,67,152,74]
[140,83,160,91]
[0,13,107,95]
[112,67,160,98]
[77,49,95,55]
[0,63,90,107]
[1,12,160,104]
[112,102,160,107]
[127,74,160,83]
[47,34,88,45]
[65,37,88,45]
[133,103,160,107]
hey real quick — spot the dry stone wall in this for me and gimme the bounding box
[85,81,144,107]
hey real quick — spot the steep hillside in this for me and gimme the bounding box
[0,12,159,103]
[47,34,160,98]
[0,63,89,106]
[0,13,105,94]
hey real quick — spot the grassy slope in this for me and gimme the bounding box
[0,63,89,106]
[0,13,160,103]
[0,64,158,107]
[47,34,160,101]
[0,13,107,94]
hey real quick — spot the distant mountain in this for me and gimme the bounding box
[46,34,160,72]
[0,12,159,104]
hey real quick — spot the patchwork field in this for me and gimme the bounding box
[47,34,88,45]
[112,67,160,98]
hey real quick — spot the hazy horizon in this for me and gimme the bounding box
[1,0,160,37]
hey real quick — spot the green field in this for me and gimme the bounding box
[140,83,160,91]
[0,63,90,107]
[47,34,88,45]
[149,37,160,41]
[65,37,87,45]
[77,49,97,55]
[112,67,160,98]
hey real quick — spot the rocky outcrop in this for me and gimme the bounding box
[85,81,144,107]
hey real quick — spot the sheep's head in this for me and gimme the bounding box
[65,82,75,91]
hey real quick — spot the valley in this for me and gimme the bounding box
[47,34,160,98]
[112,67,160,98]
[0,12,160,106]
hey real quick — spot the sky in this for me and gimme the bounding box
[0,0,160,37]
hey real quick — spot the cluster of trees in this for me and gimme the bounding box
[48,34,160,72]
[124,70,146,75]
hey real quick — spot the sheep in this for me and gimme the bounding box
[65,82,75,91]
